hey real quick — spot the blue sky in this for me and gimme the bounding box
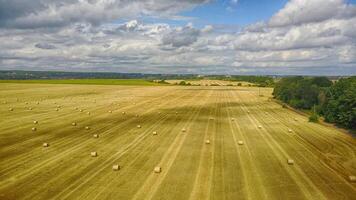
[182,0,289,27]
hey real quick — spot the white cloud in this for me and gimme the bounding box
[0,0,355,75]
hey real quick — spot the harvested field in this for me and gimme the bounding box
[0,83,355,200]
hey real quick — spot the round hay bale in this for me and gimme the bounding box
[9,108,13,111]
[175,112,178,114]
[108,110,112,113]
[91,152,97,157]
[122,111,126,115]
[258,125,262,129]
[72,122,77,126]
[288,129,292,133]
[205,140,210,144]
[79,109,83,112]
[287,159,294,165]
[33,120,38,124]
[182,128,186,132]
[43,143,49,147]
[87,112,91,115]
[152,131,157,135]
[349,175,356,182]
[93,134,99,138]
[231,118,235,121]
[32,127,37,131]
[294,118,298,121]
[55,108,59,111]
[112,165,120,171]
[85,126,90,130]
[154,166,161,173]
[137,125,141,128]
[238,141,244,145]
[36,102,40,105]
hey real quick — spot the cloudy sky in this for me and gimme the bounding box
[0,0,356,75]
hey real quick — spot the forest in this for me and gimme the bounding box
[273,76,356,130]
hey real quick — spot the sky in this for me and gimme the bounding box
[0,0,356,75]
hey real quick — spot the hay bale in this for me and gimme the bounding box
[349,175,356,182]
[108,110,112,113]
[175,111,178,114]
[288,129,292,133]
[258,125,262,129]
[154,166,161,173]
[72,122,77,126]
[91,152,97,157]
[85,126,90,130]
[287,159,294,165]
[36,102,39,105]
[9,108,13,111]
[32,127,37,131]
[137,125,141,128]
[122,111,126,115]
[231,118,235,121]
[28,107,33,110]
[247,110,250,113]
[294,118,298,121]
[79,109,83,112]
[87,112,91,115]
[152,131,157,135]
[55,108,59,111]
[209,118,214,120]
[182,128,186,132]
[93,134,99,138]
[33,120,38,124]
[43,143,49,147]
[205,140,210,144]
[112,165,120,171]
[238,141,244,145]
[25,102,28,105]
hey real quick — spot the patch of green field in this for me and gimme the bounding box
[0,79,163,86]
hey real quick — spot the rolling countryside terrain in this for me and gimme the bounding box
[0,83,355,200]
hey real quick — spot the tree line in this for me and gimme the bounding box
[273,76,355,130]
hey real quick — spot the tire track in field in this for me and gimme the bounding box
[0,88,183,191]
[0,88,174,170]
[247,93,356,197]
[188,89,219,200]
[131,90,213,200]
[246,92,356,180]
[24,90,198,200]
[225,90,268,200]
[233,90,328,200]
[87,90,207,200]
[2,92,172,181]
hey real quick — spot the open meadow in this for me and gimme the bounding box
[0,83,355,200]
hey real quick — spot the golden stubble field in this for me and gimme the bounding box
[0,83,355,200]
